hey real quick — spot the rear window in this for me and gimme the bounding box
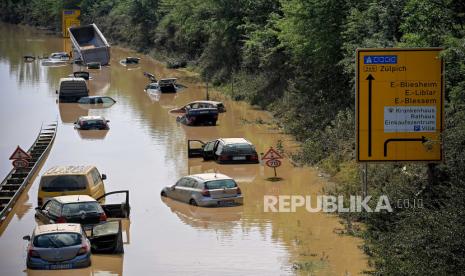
[40,175,88,192]
[205,179,237,189]
[34,233,82,248]
[62,202,102,216]
[223,143,255,154]
[81,119,105,126]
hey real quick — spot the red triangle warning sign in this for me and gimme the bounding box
[9,146,31,160]
[262,147,283,160]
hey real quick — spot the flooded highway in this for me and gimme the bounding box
[0,23,368,275]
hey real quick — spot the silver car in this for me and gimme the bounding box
[161,173,243,207]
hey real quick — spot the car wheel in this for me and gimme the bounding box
[189,199,198,206]
[161,191,167,197]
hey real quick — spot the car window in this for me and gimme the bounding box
[34,233,82,248]
[42,200,53,211]
[96,97,104,104]
[224,143,255,154]
[90,168,101,186]
[204,141,215,151]
[40,175,87,192]
[215,142,224,155]
[62,202,102,216]
[102,97,114,103]
[185,178,197,188]
[48,200,62,217]
[79,98,90,104]
[177,178,188,187]
[205,179,237,189]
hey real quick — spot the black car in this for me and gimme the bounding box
[35,191,130,228]
[74,116,110,130]
[177,107,219,126]
[188,138,259,164]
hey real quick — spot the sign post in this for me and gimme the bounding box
[62,9,80,38]
[356,48,444,162]
[262,147,283,178]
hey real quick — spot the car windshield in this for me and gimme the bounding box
[205,179,237,189]
[224,143,254,154]
[34,233,82,248]
[62,202,102,216]
[40,175,87,192]
[82,119,105,126]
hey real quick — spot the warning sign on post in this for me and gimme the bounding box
[356,48,444,162]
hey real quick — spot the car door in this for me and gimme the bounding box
[35,200,55,223]
[203,141,216,160]
[96,190,130,218]
[187,140,206,157]
[88,220,124,254]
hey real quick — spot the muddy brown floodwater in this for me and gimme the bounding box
[0,23,368,275]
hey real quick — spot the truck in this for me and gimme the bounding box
[68,24,111,65]
[57,77,89,103]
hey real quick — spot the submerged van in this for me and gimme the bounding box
[38,165,106,206]
[57,77,89,103]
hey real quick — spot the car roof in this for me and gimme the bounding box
[43,165,94,176]
[59,77,86,83]
[190,100,222,105]
[51,52,67,55]
[189,173,232,182]
[218,138,252,145]
[34,224,82,236]
[78,115,106,120]
[81,96,109,99]
[53,195,96,204]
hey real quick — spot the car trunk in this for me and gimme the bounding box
[209,188,238,199]
[65,213,101,225]
[35,246,80,262]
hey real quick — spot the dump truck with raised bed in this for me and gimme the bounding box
[68,24,111,65]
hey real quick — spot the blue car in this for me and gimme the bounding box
[23,224,91,270]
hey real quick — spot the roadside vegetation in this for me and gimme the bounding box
[2,0,465,274]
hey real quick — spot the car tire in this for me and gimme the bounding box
[189,199,198,206]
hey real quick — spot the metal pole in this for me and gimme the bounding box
[363,163,368,197]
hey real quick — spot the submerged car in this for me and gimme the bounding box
[176,107,219,126]
[161,173,243,207]
[171,100,226,113]
[23,223,91,270]
[74,116,110,130]
[78,96,116,105]
[35,191,130,228]
[49,52,71,61]
[120,57,140,65]
[188,138,259,164]
[41,52,70,66]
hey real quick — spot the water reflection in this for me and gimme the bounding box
[161,197,242,231]
[59,103,88,124]
[77,129,109,140]
[187,159,260,184]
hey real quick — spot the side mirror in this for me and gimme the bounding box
[23,235,31,241]
[170,185,176,191]
[101,174,107,180]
